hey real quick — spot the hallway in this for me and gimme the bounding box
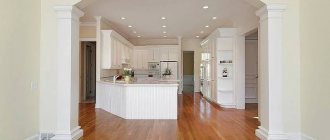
[79,93,259,140]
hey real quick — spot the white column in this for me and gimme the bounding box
[256,4,287,140]
[95,16,102,82]
[53,6,84,140]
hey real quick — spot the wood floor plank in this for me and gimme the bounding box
[79,93,260,140]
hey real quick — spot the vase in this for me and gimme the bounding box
[124,76,130,84]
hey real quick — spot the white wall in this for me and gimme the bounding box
[300,0,330,139]
[0,0,40,139]
[181,39,203,92]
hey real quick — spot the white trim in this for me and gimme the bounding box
[25,134,39,140]
[256,126,288,140]
[301,133,315,140]
[80,38,96,41]
[51,126,83,140]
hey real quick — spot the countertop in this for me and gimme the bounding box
[97,78,179,87]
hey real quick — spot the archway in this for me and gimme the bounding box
[51,1,287,139]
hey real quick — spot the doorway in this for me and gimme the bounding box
[245,31,258,110]
[80,41,96,103]
[182,51,195,93]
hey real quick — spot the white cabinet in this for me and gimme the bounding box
[101,30,133,69]
[159,46,179,61]
[132,49,150,69]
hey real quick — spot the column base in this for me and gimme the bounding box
[51,126,83,140]
[256,126,288,140]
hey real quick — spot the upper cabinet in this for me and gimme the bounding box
[159,46,180,61]
[101,30,133,69]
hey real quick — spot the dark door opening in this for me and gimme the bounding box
[182,51,195,93]
[80,41,96,103]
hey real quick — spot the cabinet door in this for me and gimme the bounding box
[159,47,169,61]
[101,31,111,69]
[116,41,122,68]
[168,47,179,61]
[146,49,154,62]
[152,48,160,62]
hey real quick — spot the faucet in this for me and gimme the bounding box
[113,75,120,83]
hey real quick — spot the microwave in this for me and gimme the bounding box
[148,62,160,71]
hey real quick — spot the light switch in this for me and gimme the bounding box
[30,81,38,90]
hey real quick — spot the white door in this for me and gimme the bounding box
[245,40,258,103]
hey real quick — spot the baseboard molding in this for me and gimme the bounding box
[25,134,39,140]
[301,133,314,140]
[256,126,288,140]
[51,126,83,140]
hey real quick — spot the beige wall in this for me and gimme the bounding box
[181,39,203,92]
[80,26,96,38]
[0,0,40,139]
[183,52,194,75]
[300,0,330,139]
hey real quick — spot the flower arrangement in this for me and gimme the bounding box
[123,68,132,77]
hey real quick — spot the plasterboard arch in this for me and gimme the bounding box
[52,0,288,139]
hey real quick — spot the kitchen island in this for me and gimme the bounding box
[96,79,179,119]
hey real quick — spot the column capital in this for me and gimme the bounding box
[54,5,84,21]
[256,3,287,21]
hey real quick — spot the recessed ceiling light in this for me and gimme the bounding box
[163,31,167,34]
[121,17,126,20]
[203,5,209,9]
[205,25,209,28]
[137,36,141,38]
[196,36,200,38]
[161,17,166,20]
[162,25,167,28]
[133,31,137,34]
[212,17,217,20]
[200,31,204,34]
[128,25,133,28]
[163,36,167,38]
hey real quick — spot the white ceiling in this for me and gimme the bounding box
[78,0,261,39]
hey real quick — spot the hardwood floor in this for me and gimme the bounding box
[79,93,259,140]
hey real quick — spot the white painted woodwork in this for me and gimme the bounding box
[255,4,288,140]
[53,5,84,140]
[96,82,178,119]
[132,45,180,70]
[201,28,245,109]
[100,30,133,69]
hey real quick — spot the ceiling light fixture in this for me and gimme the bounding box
[133,31,137,34]
[121,17,126,20]
[161,17,166,20]
[212,17,217,20]
[128,25,133,28]
[203,5,209,9]
[137,36,141,38]
[196,36,200,38]
[162,25,167,28]
[205,25,209,28]
[163,31,167,34]
[163,36,167,38]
